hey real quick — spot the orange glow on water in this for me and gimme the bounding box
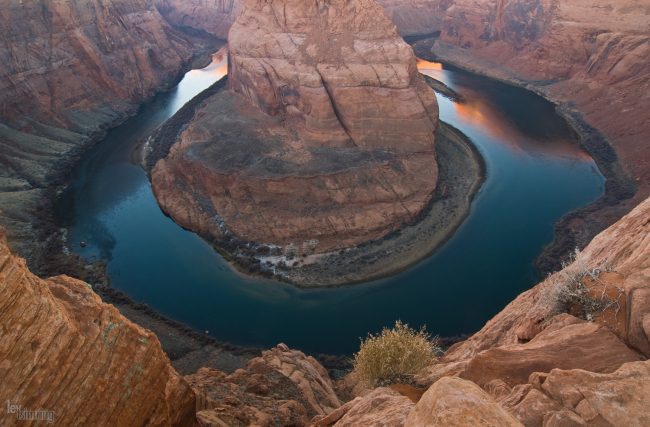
[417,59,443,71]
[186,47,229,80]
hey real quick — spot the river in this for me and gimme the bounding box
[55,48,604,355]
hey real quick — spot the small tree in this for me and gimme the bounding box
[353,321,440,386]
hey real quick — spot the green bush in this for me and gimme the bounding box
[353,321,440,386]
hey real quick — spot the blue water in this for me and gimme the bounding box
[56,51,604,355]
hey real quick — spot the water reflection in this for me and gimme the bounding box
[417,60,592,161]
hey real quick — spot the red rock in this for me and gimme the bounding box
[156,0,243,39]
[459,314,642,387]
[405,377,522,426]
[0,0,198,263]
[185,344,340,426]
[331,387,414,427]
[507,360,650,426]
[0,230,197,426]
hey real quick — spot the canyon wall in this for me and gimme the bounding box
[377,0,442,36]
[411,0,650,269]
[0,0,205,268]
[0,229,198,426]
[155,0,243,39]
[152,0,440,258]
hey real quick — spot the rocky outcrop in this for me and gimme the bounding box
[186,344,340,426]
[155,0,243,39]
[323,387,414,427]
[154,0,442,39]
[0,230,197,426]
[0,0,209,267]
[502,359,650,426]
[458,314,642,387]
[405,377,522,426]
[152,0,439,264]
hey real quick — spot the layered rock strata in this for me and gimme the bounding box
[152,0,439,261]
[0,0,210,267]
[0,230,197,426]
[376,0,442,37]
[155,0,243,39]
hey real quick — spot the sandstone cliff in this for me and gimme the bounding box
[155,0,442,39]
[152,0,439,259]
[0,0,209,268]
[0,229,197,426]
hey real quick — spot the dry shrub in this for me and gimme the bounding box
[546,249,620,320]
[353,321,440,386]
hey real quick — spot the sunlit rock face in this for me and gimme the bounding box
[152,0,439,256]
[0,230,197,426]
[228,0,439,152]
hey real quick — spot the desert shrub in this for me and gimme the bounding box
[546,249,620,320]
[353,321,440,386]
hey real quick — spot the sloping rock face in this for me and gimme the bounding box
[504,360,650,426]
[185,344,340,426]
[330,387,414,427]
[152,0,439,256]
[155,0,243,39]
[0,0,199,265]
[376,0,442,36]
[0,230,197,426]
[416,0,650,268]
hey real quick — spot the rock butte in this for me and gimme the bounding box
[152,0,439,256]
[1,195,648,425]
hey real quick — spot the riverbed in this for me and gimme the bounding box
[55,48,604,355]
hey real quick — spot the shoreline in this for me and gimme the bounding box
[282,121,485,288]
[411,38,636,274]
[144,79,485,288]
[30,42,224,279]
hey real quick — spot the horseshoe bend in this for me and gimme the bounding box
[148,0,482,285]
